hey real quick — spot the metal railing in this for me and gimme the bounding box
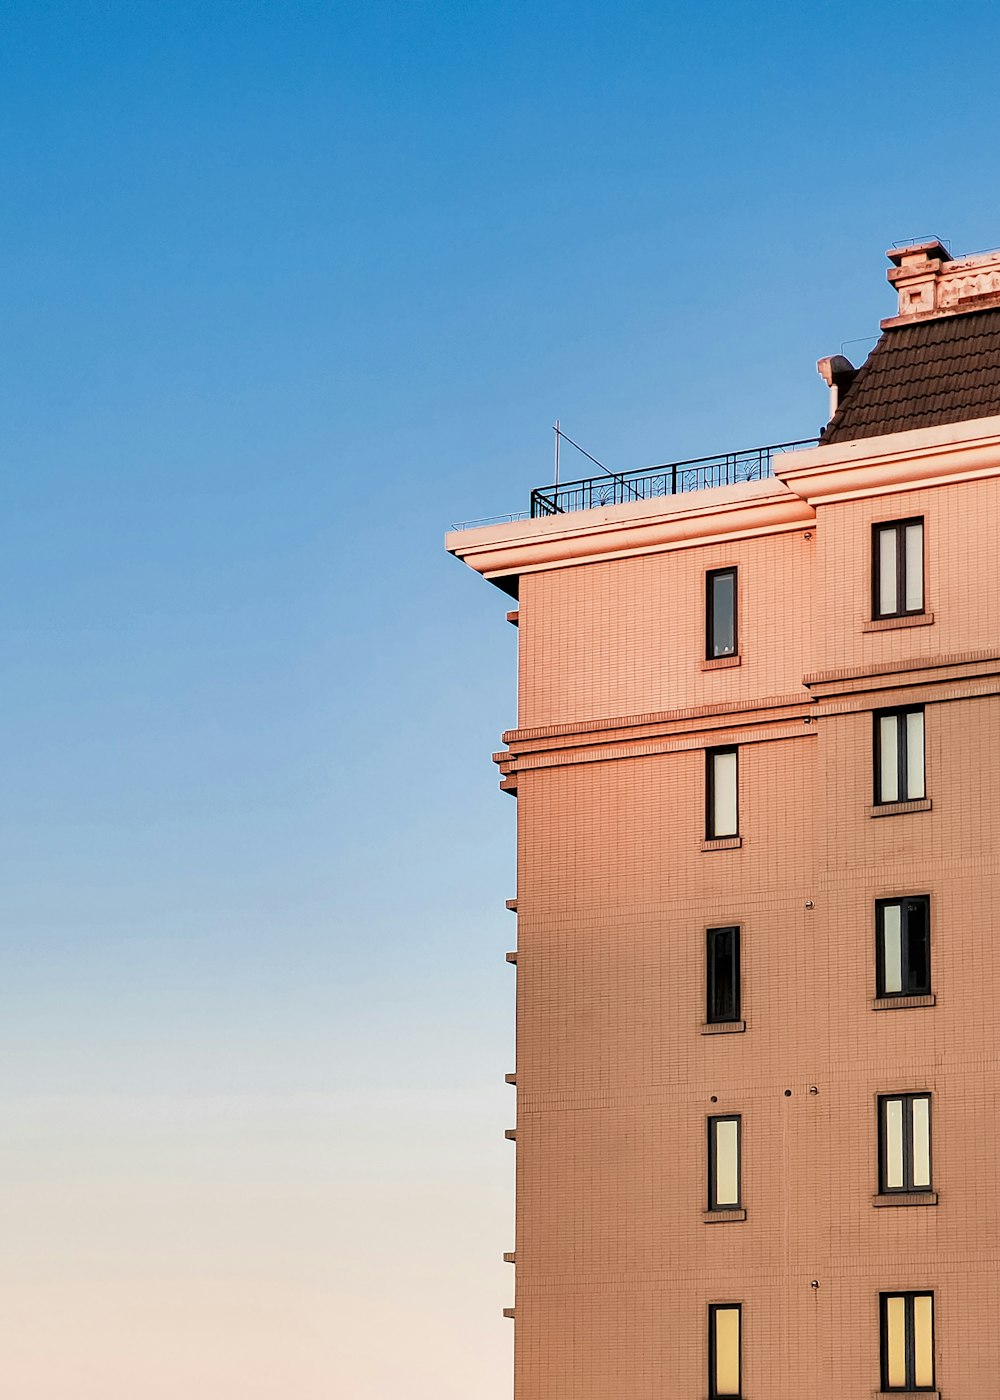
[529,439,818,518]
[449,509,530,531]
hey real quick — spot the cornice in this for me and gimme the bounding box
[502,692,810,749]
[775,414,1000,505]
[494,656,1000,781]
[446,478,814,585]
[812,674,1000,719]
[803,649,1000,700]
[495,721,813,783]
[495,694,814,780]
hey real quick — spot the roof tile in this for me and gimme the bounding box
[823,308,1000,444]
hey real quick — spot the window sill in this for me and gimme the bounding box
[701,653,741,671]
[868,798,932,818]
[872,1192,938,1208]
[863,611,934,632]
[701,1020,746,1035]
[873,1393,939,1399]
[701,836,742,852]
[871,993,936,1011]
[703,1208,746,1223]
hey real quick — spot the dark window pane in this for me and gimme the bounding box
[905,900,930,994]
[707,926,739,1022]
[710,572,736,656]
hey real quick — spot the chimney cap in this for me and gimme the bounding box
[816,354,855,387]
[887,238,952,267]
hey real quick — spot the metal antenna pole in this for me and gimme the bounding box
[554,420,560,490]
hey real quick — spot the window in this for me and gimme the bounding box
[874,707,925,804]
[709,1304,741,1398]
[708,1115,741,1209]
[876,897,930,998]
[873,518,924,619]
[707,568,737,658]
[706,747,738,838]
[879,1094,932,1193]
[707,926,741,1022]
[880,1292,934,1391]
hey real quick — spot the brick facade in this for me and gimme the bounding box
[449,284,1000,1398]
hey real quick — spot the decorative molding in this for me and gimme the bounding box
[884,239,1000,329]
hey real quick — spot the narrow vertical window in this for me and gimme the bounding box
[709,1304,741,1398]
[706,747,738,838]
[880,1292,934,1391]
[708,1115,741,1209]
[873,518,924,619]
[874,708,925,804]
[707,568,737,658]
[879,1094,932,1193]
[876,897,930,998]
[707,926,741,1023]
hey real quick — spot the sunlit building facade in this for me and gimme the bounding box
[448,240,1000,1397]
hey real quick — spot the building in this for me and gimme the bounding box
[446,240,1000,1398]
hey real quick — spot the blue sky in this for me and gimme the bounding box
[1,2,999,1394]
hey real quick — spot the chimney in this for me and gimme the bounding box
[883,238,1000,328]
[816,353,856,419]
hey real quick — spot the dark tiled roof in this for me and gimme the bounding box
[821,308,1000,444]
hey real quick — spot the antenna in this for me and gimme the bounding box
[552,423,614,476]
[549,423,640,505]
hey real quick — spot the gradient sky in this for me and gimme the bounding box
[2,3,1000,1396]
